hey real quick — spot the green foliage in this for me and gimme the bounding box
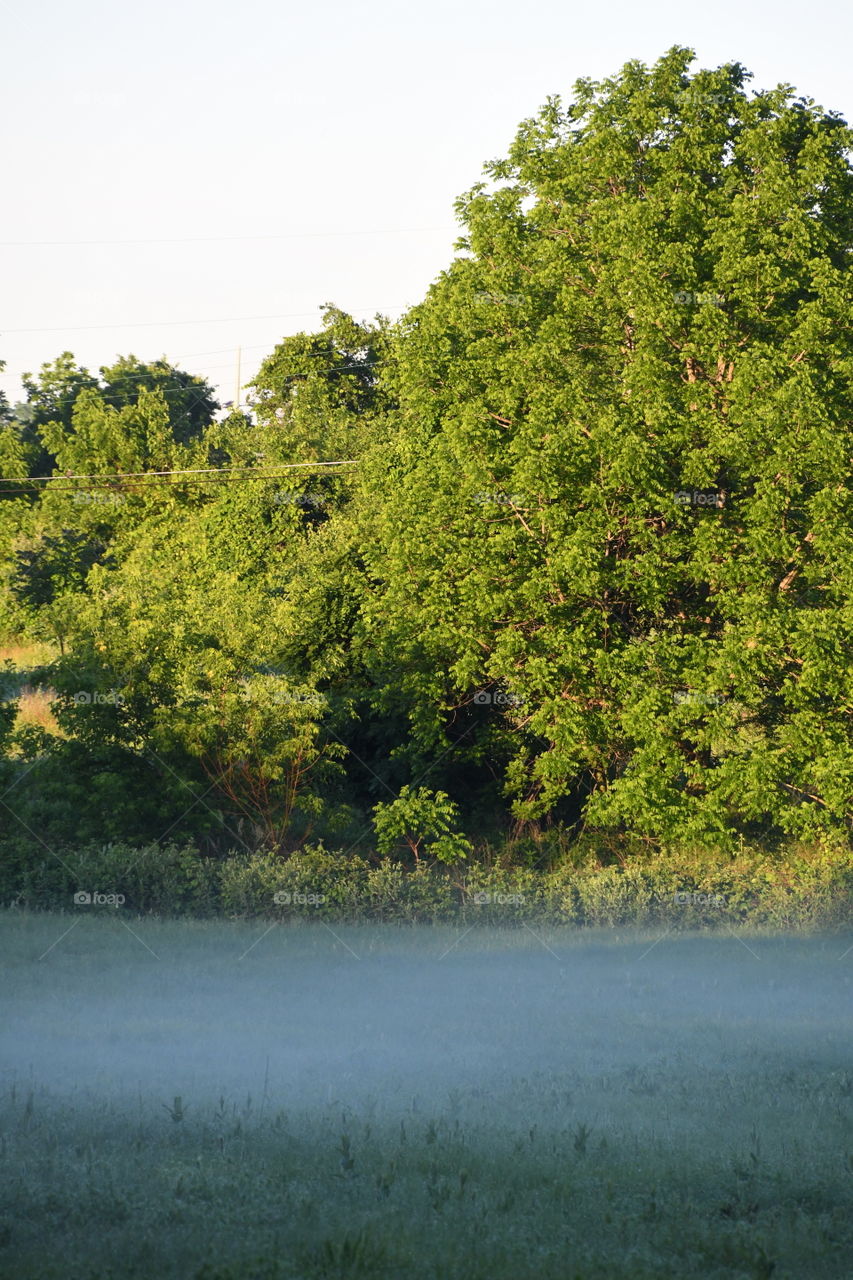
[359,46,853,847]
[11,528,109,609]
[98,354,219,447]
[250,305,394,465]
[16,351,217,476]
[372,787,473,864]
[16,352,100,477]
[0,839,219,914]
[0,829,850,927]
[218,846,370,917]
[39,385,179,476]
[2,50,853,863]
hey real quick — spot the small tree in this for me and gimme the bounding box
[372,786,473,865]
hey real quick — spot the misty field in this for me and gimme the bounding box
[1,912,851,1279]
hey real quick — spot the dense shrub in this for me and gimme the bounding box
[1,835,849,929]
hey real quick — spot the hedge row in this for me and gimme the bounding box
[1,837,851,929]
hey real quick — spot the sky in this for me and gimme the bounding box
[2,0,852,412]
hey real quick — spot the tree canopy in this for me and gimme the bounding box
[2,48,851,859]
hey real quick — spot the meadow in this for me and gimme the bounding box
[1,911,851,1278]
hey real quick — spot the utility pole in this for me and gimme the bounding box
[234,345,242,410]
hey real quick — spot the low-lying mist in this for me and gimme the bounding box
[3,915,850,1119]
[3,913,853,1278]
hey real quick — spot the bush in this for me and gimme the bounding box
[218,845,372,918]
[0,839,218,914]
[0,831,849,929]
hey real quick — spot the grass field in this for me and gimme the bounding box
[1,911,851,1278]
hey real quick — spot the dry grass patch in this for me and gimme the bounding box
[12,687,64,737]
[0,640,58,669]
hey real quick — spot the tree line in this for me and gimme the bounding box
[2,47,852,866]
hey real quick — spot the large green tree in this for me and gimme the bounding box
[359,47,853,846]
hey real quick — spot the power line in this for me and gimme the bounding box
[2,381,226,410]
[1,305,407,335]
[0,362,382,414]
[0,356,379,387]
[0,227,456,248]
[0,348,233,380]
[0,476,356,495]
[0,467,359,495]
[0,340,361,376]
[0,460,357,484]
[0,359,238,387]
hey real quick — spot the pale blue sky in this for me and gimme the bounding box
[2,0,851,411]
